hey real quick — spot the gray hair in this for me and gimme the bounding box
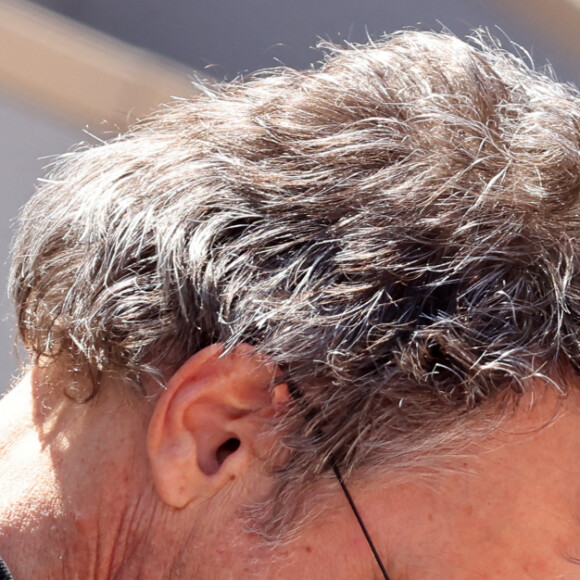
[10,30,580,536]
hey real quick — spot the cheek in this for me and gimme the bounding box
[190,518,378,579]
[256,522,377,580]
[188,480,380,579]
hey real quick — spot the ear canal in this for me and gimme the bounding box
[215,437,241,470]
[198,436,242,476]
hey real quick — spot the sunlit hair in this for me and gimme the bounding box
[11,30,580,537]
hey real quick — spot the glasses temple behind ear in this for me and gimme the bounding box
[331,460,391,580]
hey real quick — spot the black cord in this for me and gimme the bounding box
[286,380,390,579]
[331,462,391,580]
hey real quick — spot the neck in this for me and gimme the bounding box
[0,367,166,579]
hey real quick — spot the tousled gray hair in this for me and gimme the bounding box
[10,30,580,536]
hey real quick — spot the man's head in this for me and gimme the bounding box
[8,30,580,577]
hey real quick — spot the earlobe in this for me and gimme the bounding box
[147,343,282,508]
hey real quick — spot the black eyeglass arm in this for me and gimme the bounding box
[331,462,391,580]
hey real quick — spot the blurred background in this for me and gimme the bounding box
[1,0,579,388]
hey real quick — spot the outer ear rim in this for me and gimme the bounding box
[146,343,284,509]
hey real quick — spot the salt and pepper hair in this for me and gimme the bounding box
[10,30,580,535]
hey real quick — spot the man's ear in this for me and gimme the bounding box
[147,343,288,508]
